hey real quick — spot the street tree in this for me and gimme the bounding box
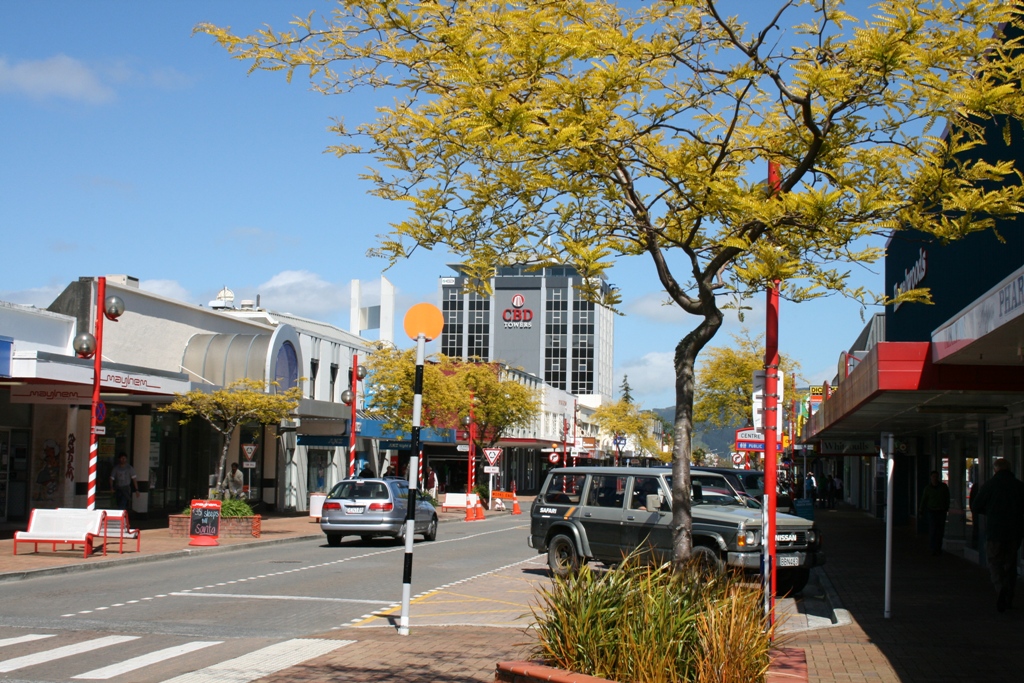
[364,344,540,449]
[619,376,634,404]
[694,329,801,429]
[200,0,1024,566]
[163,379,302,491]
[591,399,664,463]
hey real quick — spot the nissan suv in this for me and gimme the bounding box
[528,466,824,594]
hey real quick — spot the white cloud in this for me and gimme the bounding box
[617,350,677,409]
[0,284,64,308]
[255,270,347,318]
[140,279,191,302]
[623,291,687,324]
[0,55,115,104]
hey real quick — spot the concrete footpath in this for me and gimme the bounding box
[3,503,1016,681]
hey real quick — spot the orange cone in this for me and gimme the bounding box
[465,494,477,522]
[475,499,486,520]
[511,491,522,515]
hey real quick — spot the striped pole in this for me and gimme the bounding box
[86,277,107,511]
[348,354,359,478]
[399,333,426,636]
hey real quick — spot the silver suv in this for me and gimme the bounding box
[528,466,823,594]
[320,477,438,546]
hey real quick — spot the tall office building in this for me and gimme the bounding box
[439,264,614,401]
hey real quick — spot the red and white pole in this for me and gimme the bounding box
[763,159,783,627]
[348,354,359,478]
[467,391,476,493]
[86,277,107,511]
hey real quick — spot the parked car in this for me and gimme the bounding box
[320,477,438,546]
[695,466,794,513]
[529,466,824,594]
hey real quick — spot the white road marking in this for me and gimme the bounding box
[0,634,55,649]
[157,638,352,683]
[73,641,223,680]
[0,635,138,672]
[170,592,392,605]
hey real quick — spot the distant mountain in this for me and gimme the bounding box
[653,406,736,457]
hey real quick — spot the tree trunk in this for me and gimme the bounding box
[216,426,233,493]
[671,315,723,569]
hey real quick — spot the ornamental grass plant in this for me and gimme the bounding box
[531,553,778,683]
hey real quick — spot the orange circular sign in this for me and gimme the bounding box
[403,303,444,341]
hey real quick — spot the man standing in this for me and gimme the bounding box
[225,462,245,500]
[971,458,1024,612]
[109,452,138,511]
[919,470,951,556]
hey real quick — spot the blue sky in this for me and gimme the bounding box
[0,1,885,410]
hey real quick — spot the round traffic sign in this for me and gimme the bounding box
[403,303,444,341]
[731,452,744,465]
[548,453,560,464]
[95,400,107,424]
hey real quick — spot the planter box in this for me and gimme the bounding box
[168,514,261,539]
[496,662,614,683]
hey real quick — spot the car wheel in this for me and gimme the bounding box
[423,515,438,541]
[326,533,343,547]
[547,534,581,578]
[777,567,810,595]
[394,523,406,544]
[689,545,723,575]
[360,535,374,543]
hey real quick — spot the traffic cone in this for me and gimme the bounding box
[475,498,486,520]
[511,491,522,515]
[465,494,477,522]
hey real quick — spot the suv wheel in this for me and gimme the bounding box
[689,545,723,574]
[547,534,580,578]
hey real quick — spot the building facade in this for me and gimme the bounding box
[439,265,615,402]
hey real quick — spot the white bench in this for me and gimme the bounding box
[440,493,477,511]
[13,509,107,558]
[98,509,141,554]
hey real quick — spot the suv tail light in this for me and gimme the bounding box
[323,502,341,511]
[368,502,394,512]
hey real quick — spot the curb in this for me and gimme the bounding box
[812,565,852,626]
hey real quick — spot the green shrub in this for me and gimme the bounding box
[180,499,254,517]
[531,552,777,683]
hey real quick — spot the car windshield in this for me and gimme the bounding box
[328,481,389,500]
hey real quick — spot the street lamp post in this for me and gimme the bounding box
[461,390,476,497]
[71,276,125,511]
[341,355,367,478]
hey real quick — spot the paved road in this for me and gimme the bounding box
[0,515,533,682]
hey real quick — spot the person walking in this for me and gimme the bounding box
[919,470,951,556]
[225,462,245,499]
[109,452,139,511]
[832,475,843,508]
[804,471,817,506]
[971,458,1024,612]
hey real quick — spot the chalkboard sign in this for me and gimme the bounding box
[188,499,221,546]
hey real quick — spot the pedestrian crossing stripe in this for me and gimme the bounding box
[158,638,354,683]
[72,641,223,680]
[0,635,138,673]
[0,635,354,682]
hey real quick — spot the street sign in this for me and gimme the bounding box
[457,444,469,452]
[548,453,560,464]
[483,447,502,465]
[734,427,765,452]
[242,444,258,461]
[612,436,627,447]
[732,452,744,465]
[95,400,107,424]
[242,461,257,468]
[483,465,500,474]
[91,426,106,435]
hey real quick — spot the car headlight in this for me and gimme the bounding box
[806,530,818,545]
[737,529,760,548]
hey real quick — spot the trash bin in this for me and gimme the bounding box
[309,493,327,519]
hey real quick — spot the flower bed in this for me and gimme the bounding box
[168,514,261,538]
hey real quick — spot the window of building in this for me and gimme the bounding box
[441,288,465,358]
[309,359,319,399]
[545,287,569,389]
[467,294,490,360]
[329,363,339,402]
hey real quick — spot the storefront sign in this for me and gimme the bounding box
[932,264,1024,362]
[10,384,91,404]
[819,439,876,455]
[502,293,534,328]
[892,247,928,312]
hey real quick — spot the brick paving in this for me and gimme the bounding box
[4,502,1020,681]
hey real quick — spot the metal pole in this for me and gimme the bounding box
[399,335,426,636]
[86,276,106,511]
[467,390,476,496]
[763,279,780,626]
[348,354,359,478]
[884,431,894,619]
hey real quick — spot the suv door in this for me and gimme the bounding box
[579,474,629,562]
[622,475,672,563]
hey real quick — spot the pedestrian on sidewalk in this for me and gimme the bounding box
[225,463,245,499]
[832,474,843,508]
[804,471,817,506]
[110,453,139,511]
[971,458,1024,612]
[919,470,950,556]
